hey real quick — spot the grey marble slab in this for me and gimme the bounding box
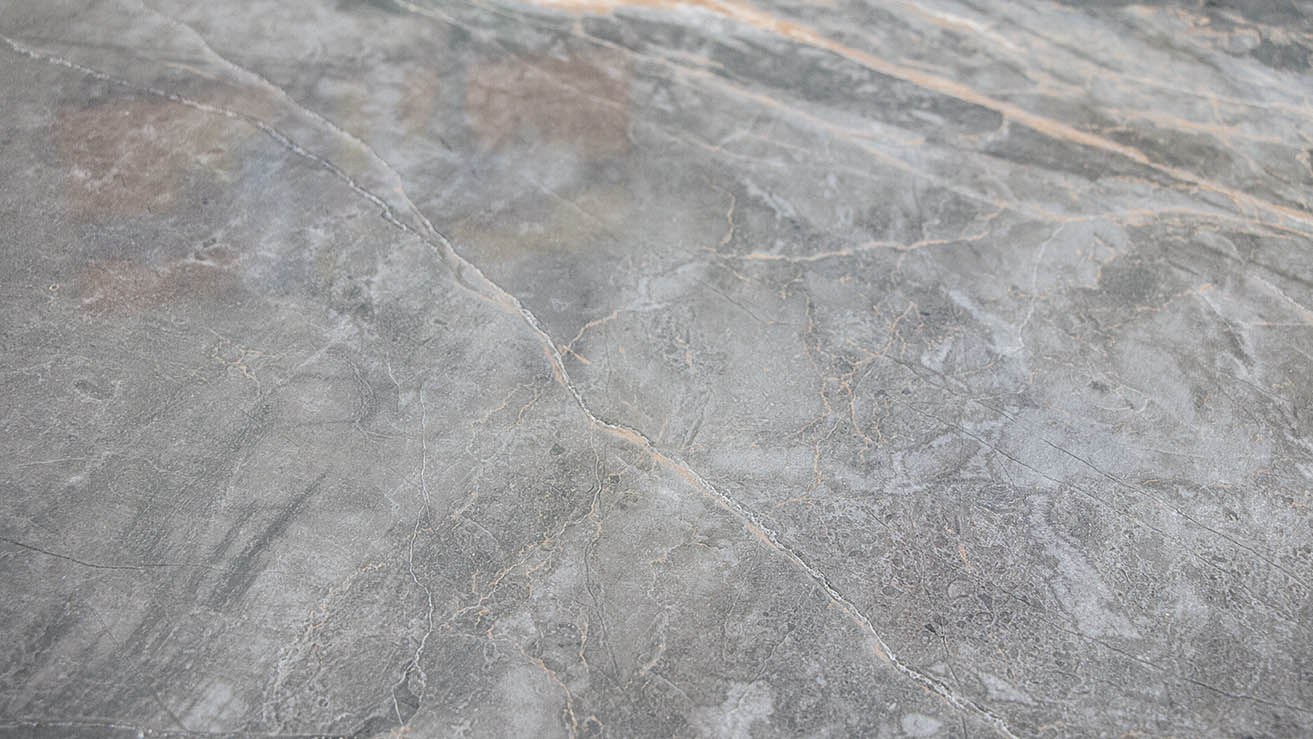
[2,0,1313,736]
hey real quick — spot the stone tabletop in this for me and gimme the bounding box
[2,0,1312,736]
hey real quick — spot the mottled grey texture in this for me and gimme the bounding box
[2,0,1312,736]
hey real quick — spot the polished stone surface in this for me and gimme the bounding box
[3,0,1313,736]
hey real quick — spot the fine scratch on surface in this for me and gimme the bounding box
[0,535,218,572]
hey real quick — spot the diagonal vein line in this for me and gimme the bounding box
[2,32,1016,737]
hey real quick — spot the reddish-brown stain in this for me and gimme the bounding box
[76,247,238,314]
[56,98,205,217]
[55,87,268,220]
[465,50,630,155]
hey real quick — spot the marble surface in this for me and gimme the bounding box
[3,0,1313,736]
